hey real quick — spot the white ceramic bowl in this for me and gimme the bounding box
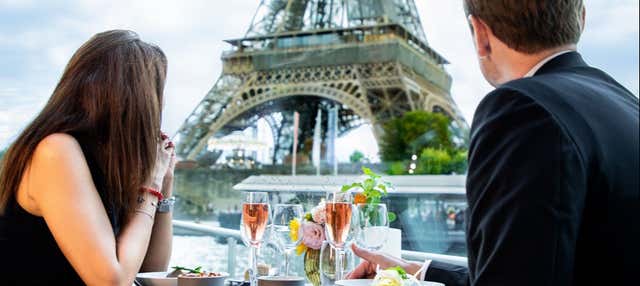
[136,272,177,286]
[177,273,229,286]
[258,276,305,286]
[335,279,444,286]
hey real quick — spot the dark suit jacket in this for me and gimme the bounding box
[425,52,639,286]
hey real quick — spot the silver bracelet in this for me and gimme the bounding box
[157,196,175,213]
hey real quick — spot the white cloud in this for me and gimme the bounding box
[0,0,35,9]
[583,0,639,43]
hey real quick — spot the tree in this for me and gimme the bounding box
[349,150,366,163]
[380,111,453,162]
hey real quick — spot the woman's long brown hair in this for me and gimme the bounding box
[0,30,167,220]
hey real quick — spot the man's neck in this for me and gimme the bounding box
[500,44,576,82]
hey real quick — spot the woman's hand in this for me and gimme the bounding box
[160,132,176,197]
[346,244,423,279]
[145,132,174,192]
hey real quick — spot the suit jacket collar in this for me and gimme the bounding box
[534,51,588,76]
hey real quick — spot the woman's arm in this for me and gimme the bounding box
[23,133,161,286]
[141,136,176,271]
[140,173,174,271]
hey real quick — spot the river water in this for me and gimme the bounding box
[169,235,306,278]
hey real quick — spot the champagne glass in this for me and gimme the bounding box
[325,191,352,281]
[355,203,389,251]
[271,204,304,276]
[320,241,355,285]
[241,192,270,286]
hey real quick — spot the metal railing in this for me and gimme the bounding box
[172,220,468,276]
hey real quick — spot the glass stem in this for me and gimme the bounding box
[250,246,258,286]
[284,248,292,276]
[335,248,344,281]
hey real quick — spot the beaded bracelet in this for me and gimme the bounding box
[141,187,163,201]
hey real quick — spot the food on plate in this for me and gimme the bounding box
[179,272,224,278]
[371,266,421,286]
[169,266,223,278]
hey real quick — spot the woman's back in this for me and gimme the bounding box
[0,132,120,285]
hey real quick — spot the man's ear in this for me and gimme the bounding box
[469,15,492,58]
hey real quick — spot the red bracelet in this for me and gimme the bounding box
[141,187,163,201]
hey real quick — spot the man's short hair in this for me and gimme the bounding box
[464,0,584,54]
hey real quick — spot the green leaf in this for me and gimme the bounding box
[342,183,363,192]
[362,166,381,178]
[363,178,375,192]
[377,184,388,195]
[388,212,397,223]
[386,266,408,279]
[172,265,203,274]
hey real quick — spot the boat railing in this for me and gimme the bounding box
[172,219,468,278]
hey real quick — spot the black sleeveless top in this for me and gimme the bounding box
[0,133,121,285]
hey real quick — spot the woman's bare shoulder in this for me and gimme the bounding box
[33,133,84,161]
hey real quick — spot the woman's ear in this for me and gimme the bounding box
[469,15,492,59]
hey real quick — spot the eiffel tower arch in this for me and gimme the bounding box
[175,0,467,161]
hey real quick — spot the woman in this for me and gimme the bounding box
[0,30,175,285]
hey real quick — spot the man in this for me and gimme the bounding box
[347,0,639,285]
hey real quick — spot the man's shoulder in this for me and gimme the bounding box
[473,82,548,124]
[475,70,600,126]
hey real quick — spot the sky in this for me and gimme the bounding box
[1,0,638,160]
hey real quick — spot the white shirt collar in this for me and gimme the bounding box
[524,50,575,78]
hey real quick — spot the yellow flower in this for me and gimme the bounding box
[289,218,300,242]
[295,243,308,256]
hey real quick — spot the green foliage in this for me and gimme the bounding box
[380,111,453,162]
[387,161,407,175]
[341,167,389,199]
[387,148,468,175]
[450,149,468,174]
[349,150,366,163]
[417,148,451,174]
[0,149,5,160]
[341,167,396,222]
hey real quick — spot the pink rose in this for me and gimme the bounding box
[311,202,326,224]
[301,221,325,250]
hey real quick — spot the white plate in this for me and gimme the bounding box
[335,279,444,286]
[136,272,177,286]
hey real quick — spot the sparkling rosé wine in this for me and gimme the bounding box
[242,203,269,246]
[325,202,352,247]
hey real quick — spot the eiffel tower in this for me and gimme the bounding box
[174,0,467,162]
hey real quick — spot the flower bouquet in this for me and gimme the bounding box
[292,167,397,285]
[290,200,327,286]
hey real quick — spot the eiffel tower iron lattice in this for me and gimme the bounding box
[174,0,467,162]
